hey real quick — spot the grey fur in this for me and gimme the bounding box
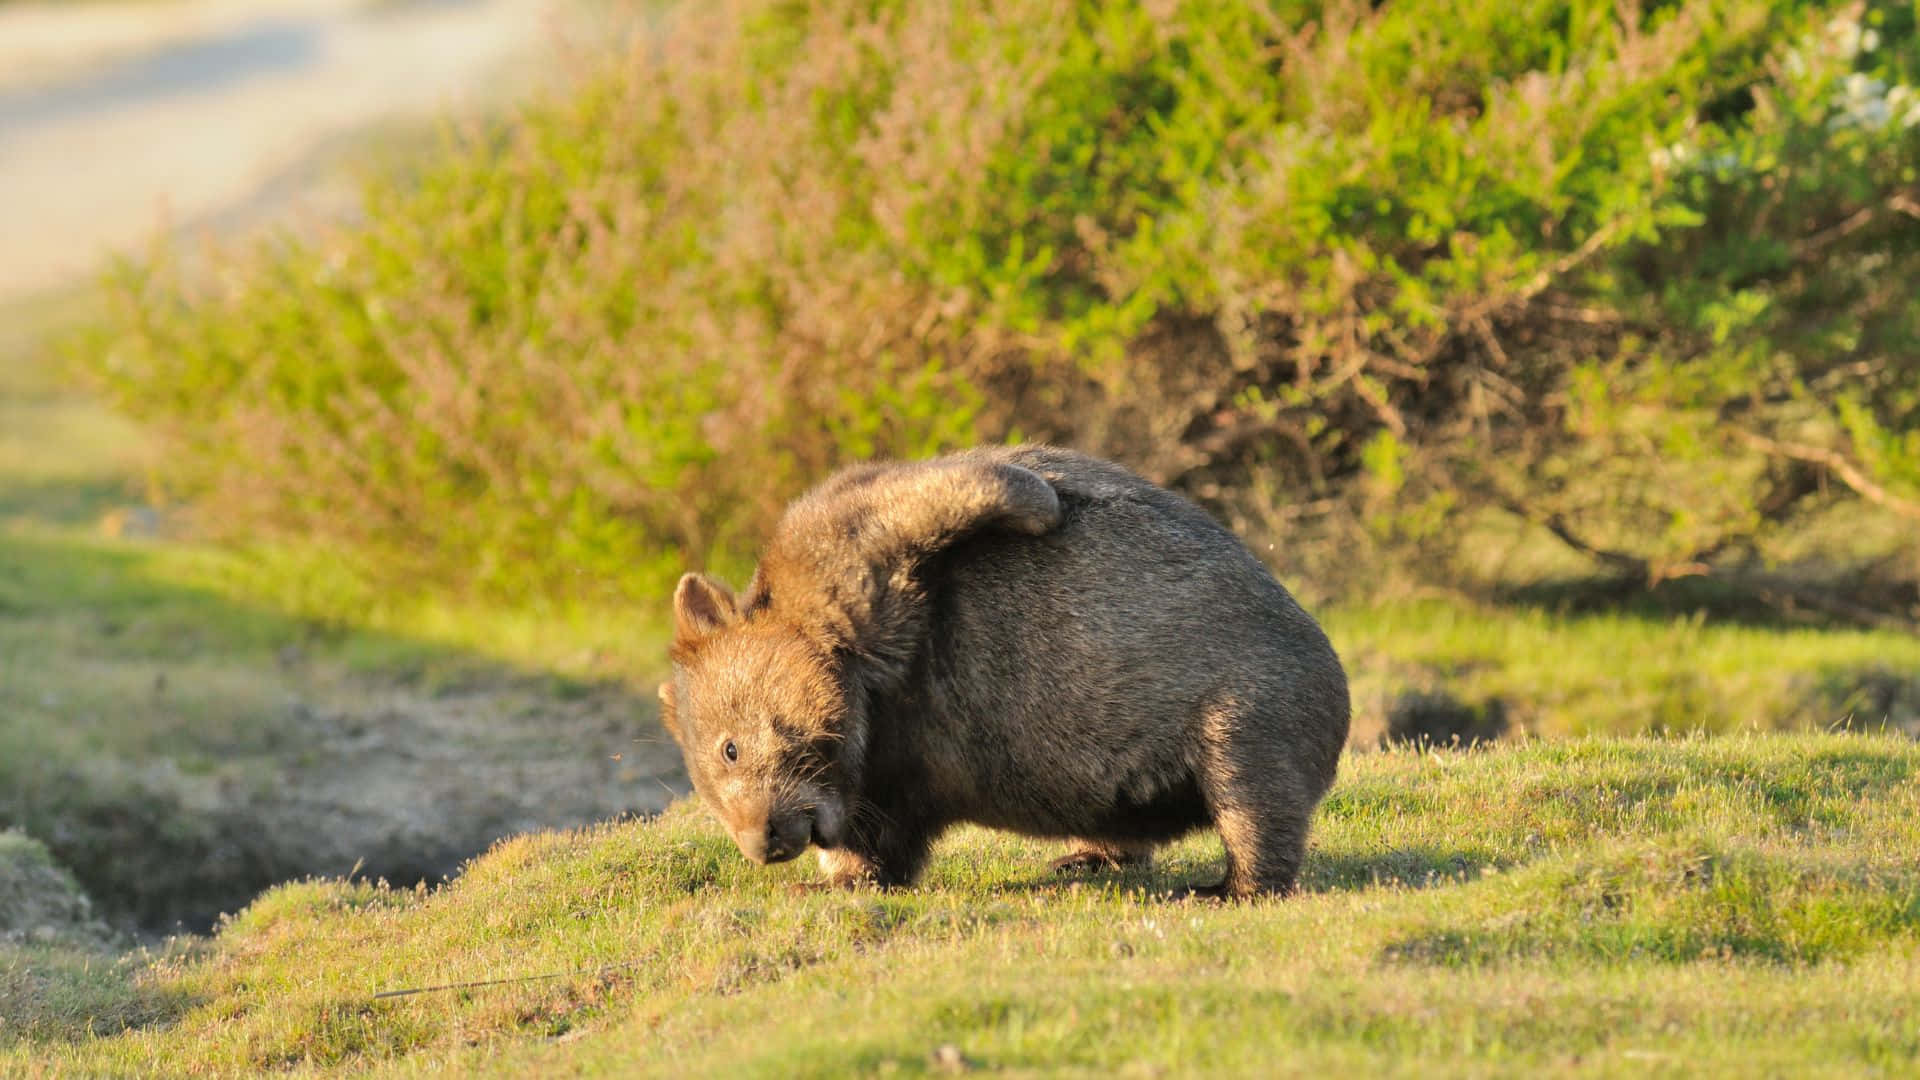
[662,445,1350,897]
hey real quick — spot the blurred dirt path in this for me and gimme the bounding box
[0,0,564,305]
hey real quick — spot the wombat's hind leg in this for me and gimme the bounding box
[1050,839,1154,874]
[1179,801,1308,901]
[1192,706,1317,900]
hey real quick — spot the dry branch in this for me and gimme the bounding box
[1735,430,1920,523]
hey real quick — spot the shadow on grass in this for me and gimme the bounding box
[1487,573,1919,632]
[982,843,1511,900]
[1489,574,1775,625]
[0,476,133,531]
[1301,845,1505,893]
[1811,666,1920,736]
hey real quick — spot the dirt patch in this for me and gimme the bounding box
[0,0,676,940]
[258,676,688,894]
[9,673,687,934]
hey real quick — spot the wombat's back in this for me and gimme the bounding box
[891,446,1349,836]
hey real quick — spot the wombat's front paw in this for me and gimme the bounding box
[1169,878,1294,902]
[816,848,885,889]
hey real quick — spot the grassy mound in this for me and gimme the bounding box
[0,831,185,1045]
[11,735,1919,1074]
[0,831,101,944]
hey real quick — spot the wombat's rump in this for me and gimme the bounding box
[660,446,1350,897]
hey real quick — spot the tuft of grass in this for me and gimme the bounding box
[0,830,97,939]
[0,940,194,1048]
[9,735,1918,1074]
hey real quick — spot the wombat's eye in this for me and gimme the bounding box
[722,740,739,763]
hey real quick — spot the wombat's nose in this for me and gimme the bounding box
[761,822,798,863]
[733,827,770,865]
[733,824,798,865]
[762,814,815,865]
[733,812,812,866]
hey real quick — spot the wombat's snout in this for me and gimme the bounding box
[734,810,815,865]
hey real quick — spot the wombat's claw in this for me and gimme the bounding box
[1166,883,1232,902]
[1050,850,1128,874]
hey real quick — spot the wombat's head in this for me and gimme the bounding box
[660,572,854,866]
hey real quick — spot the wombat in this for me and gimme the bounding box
[659,445,1349,897]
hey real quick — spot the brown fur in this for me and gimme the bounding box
[661,446,1350,897]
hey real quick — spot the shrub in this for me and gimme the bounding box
[87,0,1920,619]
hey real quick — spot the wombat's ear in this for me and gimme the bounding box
[672,572,738,646]
[656,681,683,743]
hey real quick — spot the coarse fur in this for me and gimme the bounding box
[660,446,1350,898]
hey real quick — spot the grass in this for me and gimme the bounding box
[4,734,1916,1074]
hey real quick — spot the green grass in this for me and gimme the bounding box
[5,735,1916,1074]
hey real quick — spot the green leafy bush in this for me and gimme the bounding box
[88,0,1920,618]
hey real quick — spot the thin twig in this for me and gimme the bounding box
[1791,203,1879,259]
[1499,216,1628,314]
[375,962,639,1001]
[1790,189,1920,260]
